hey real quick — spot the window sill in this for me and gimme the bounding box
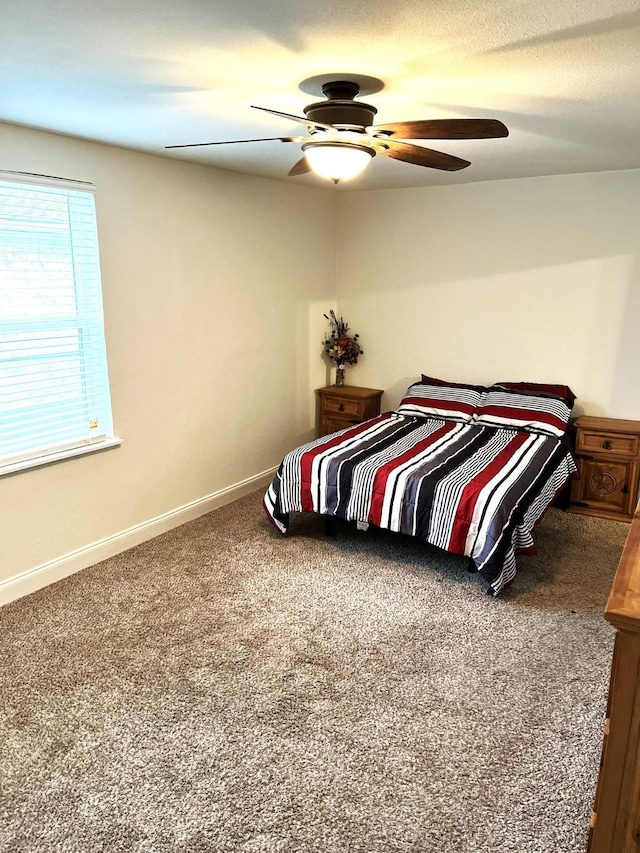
[0,438,122,478]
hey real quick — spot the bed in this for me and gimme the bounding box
[264,376,578,595]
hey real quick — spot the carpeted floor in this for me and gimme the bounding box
[0,491,629,852]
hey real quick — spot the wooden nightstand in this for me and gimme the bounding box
[570,416,640,522]
[316,385,384,437]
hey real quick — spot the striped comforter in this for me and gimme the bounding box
[264,412,577,595]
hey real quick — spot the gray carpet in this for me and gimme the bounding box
[0,491,629,853]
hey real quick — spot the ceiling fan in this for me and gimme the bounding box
[166,79,509,183]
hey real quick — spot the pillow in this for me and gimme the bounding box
[495,381,576,402]
[474,385,574,437]
[421,373,486,391]
[397,379,483,423]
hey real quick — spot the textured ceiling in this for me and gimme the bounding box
[2,0,640,190]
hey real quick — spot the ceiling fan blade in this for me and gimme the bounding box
[288,157,311,177]
[372,118,509,140]
[379,140,470,171]
[166,136,299,149]
[251,105,335,132]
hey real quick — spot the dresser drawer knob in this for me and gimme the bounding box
[602,440,612,450]
[339,403,344,412]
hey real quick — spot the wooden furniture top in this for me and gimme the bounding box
[605,501,640,633]
[316,386,384,400]
[574,417,640,436]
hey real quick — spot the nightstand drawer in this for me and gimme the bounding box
[321,395,362,417]
[576,430,639,458]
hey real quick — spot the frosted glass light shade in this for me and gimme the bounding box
[302,142,374,182]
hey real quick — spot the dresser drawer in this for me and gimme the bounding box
[316,386,384,438]
[321,395,362,417]
[576,430,639,458]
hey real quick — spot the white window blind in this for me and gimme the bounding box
[0,172,114,473]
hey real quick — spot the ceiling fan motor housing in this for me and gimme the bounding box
[304,80,377,130]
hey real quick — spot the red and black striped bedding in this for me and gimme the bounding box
[264,411,577,595]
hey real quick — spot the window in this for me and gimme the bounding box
[0,172,116,475]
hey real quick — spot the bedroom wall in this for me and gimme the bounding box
[4,127,639,604]
[0,122,336,600]
[335,169,640,420]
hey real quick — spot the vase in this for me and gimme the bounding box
[335,365,345,387]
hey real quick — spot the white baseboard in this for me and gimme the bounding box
[1,466,277,607]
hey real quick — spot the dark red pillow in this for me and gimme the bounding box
[495,381,576,402]
[421,374,486,392]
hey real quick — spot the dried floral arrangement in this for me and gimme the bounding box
[323,310,363,367]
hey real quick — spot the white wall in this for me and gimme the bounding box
[335,170,640,419]
[1,123,336,597]
[3,125,640,604]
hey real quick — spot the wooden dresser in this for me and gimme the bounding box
[570,417,640,522]
[316,385,383,437]
[588,501,640,852]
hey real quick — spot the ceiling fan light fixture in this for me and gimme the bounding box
[302,141,374,182]
[169,78,508,180]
